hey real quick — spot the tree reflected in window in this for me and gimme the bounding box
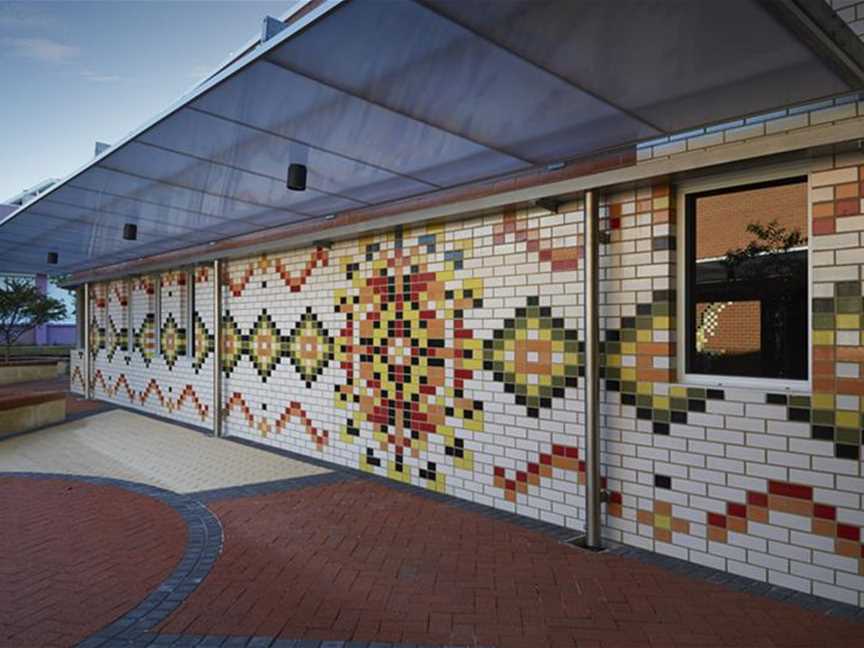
[686,178,808,380]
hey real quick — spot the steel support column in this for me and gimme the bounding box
[83,282,91,400]
[584,190,603,549]
[212,259,223,437]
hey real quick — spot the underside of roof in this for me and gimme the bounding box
[2,0,863,277]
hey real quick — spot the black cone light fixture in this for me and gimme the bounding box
[47,252,58,264]
[123,223,138,240]
[286,163,307,191]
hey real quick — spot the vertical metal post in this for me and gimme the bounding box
[83,282,91,399]
[584,190,603,549]
[212,260,222,437]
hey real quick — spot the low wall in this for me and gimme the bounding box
[0,391,66,437]
[46,325,76,346]
[5,324,76,347]
[0,361,61,386]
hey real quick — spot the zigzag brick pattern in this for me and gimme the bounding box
[72,158,864,607]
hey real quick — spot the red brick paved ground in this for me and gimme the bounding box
[159,480,864,648]
[0,477,186,647]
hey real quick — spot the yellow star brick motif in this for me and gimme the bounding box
[336,230,481,491]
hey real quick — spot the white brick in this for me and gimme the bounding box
[836,247,864,265]
[813,550,860,574]
[709,540,746,562]
[689,550,725,571]
[769,511,811,532]
[836,215,864,232]
[748,550,788,573]
[810,102,857,125]
[813,457,860,476]
[790,560,834,584]
[766,420,811,438]
[748,522,789,543]
[836,572,864,592]
[789,468,833,489]
[768,570,811,594]
[814,488,860,509]
[765,113,809,134]
[766,450,810,469]
[768,540,808,562]
[811,166,859,187]
[813,582,859,606]
[744,404,787,420]
[728,531,767,552]
[810,232,859,251]
[726,416,765,433]
[724,122,765,142]
[728,559,766,581]
[790,531,835,553]
[746,462,787,481]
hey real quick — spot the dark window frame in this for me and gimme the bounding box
[684,175,809,381]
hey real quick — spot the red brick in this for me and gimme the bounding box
[151,480,864,647]
[0,477,185,646]
[813,504,837,520]
[768,481,813,500]
[837,524,861,542]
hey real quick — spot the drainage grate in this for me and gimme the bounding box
[562,534,608,552]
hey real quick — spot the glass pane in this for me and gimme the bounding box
[688,179,808,380]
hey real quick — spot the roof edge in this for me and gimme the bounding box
[64,115,864,286]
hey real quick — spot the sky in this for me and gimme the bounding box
[0,0,295,201]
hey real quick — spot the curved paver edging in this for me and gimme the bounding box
[0,472,223,648]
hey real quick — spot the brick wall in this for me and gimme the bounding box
[695,300,761,355]
[695,182,807,260]
[74,153,864,608]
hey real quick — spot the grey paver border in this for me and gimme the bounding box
[9,402,864,643]
[0,472,224,648]
[189,471,357,502]
[129,637,493,647]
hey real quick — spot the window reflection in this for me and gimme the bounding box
[687,178,808,380]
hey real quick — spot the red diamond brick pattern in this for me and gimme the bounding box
[159,481,864,647]
[0,477,187,647]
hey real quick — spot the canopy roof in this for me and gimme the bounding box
[2,0,863,276]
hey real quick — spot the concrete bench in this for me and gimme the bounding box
[0,360,62,386]
[0,391,66,438]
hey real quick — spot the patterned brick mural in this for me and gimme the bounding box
[71,155,864,607]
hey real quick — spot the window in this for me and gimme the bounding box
[685,177,808,382]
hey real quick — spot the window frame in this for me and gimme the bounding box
[676,162,813,392]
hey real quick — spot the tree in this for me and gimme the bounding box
[0,278,68,363]
[721,220,804,282]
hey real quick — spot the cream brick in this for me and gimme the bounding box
[809,102,857,125]
[811,166,860,187]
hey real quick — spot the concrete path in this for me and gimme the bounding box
[0,409,328,493]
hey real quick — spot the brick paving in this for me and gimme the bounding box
[0,476,187,647]
[159,480,864,648]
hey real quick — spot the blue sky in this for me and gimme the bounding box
[0,0,294,201]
